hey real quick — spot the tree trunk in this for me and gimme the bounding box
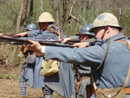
[14,0,24,66]
[15,0,23,33]
[53,0,60,25]
[29,0,33,16]
[39,0,44,13]
[62,0,67,27]
[20,0,29,25]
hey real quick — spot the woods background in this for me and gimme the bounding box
[0,0,130,69]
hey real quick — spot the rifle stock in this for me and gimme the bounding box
[0,36,74,47]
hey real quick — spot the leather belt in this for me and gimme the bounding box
[75,75,90,93]
[86,86,130,96]
[80,75,90,81]
[125,88,130,94]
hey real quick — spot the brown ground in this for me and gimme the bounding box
[0,66,62,98]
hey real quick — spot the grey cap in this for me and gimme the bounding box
[26,23,36,31]
[89,13,122,32]
[77,23,95,36]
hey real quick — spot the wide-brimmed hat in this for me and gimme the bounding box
[89,13,122,32]
[37,12,55,23]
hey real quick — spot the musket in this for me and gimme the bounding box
[2,33,16,36]
[0,36,74,48]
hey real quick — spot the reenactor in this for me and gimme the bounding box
[19,23,44,98]
[27,13,130,98]
[63,23,95,98]
[16,12,74,98]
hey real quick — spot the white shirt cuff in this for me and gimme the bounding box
[41,46,46,53]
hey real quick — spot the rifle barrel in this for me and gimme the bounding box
[0,36,74,47]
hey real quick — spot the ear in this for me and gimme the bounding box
[105,26,110,34]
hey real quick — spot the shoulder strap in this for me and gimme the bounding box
[126,40,130,50]
[95,39,110,70]
[92,66,130,90]
[91,74,97,90]
[92,39,130,90]
[46,25,63,40]
[114,39,130,87]
[116,39,130,50]
[92,39,110,90]
[123,39,130,87]
[123,66,130,87]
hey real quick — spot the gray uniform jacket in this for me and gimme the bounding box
[19,30,45,96]
[20,56,44,88]
[19,56,44,96]
[70,36,80,42]
[73,38,95,98]
[27,24,75,98]
[67,36,95,98]
[69,36,96,76]
[44,33,130,98]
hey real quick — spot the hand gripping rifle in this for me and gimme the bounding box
[0,36,76,58]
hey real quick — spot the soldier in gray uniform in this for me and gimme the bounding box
[27,13,130,98]
[63,23,95,98]
[16,12,74,98]
[19,23,44,98]
[25,23,36,31]
[62,23,95,43]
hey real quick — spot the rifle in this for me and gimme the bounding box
[2,33,16,36]
[0,36,75,47]
[0,36,78,58]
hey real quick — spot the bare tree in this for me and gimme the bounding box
[39,0,44,13]
[53,0,60,25]
[15,0,23,33]
[20,0,29,25]
[62,0,68,27]
[65,0,78,34]
[29,0,34,16]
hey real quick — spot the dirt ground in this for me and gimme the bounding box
[0,66,62,98]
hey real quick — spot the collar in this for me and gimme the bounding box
[95,33,126,45]
[108,33,126,41]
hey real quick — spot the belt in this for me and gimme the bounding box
[86,86,130,96]
[125,88,130,94]
[80,75,90,81]
[75,75,90,93]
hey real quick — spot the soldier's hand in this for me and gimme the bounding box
[73,42,89,48]
[14,32,27,37]
[0,33,3,36]
[62,37,71,43]
[27,40,42,53]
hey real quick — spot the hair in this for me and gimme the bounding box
[88,35,94,38]
[110,26,122,32]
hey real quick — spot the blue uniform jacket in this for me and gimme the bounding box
[19,29,45,90]
[44,33,130,98]
[26,24,75,98]
[20,56,44,88]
